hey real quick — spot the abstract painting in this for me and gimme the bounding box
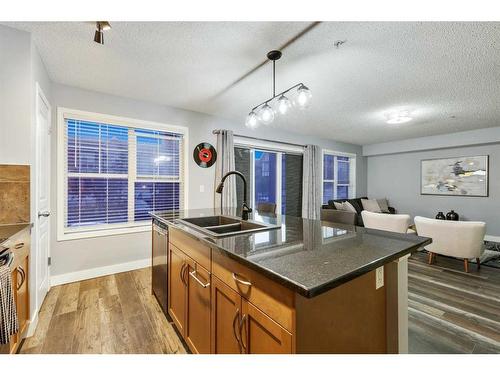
[421,155,489,196]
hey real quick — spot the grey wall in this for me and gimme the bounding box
[50,83,367,277]
[0,24,53,320]
[367,128,500,237]
[0,25,31,164]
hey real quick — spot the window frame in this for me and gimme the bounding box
[321,149,357,204]
[57,107,189,241]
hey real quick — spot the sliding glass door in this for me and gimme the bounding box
[235,146,302,217]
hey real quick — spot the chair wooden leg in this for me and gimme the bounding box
[476,257,481,269]
[428,252,434,265]
[464,259,469,273]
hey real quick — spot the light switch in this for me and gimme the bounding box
[199,184,205,193]
[376,267,384,289]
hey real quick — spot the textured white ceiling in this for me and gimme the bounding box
[6,21,500,145]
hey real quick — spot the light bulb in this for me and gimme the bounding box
[295,84,312,109]
[245,111,259,129]
[276,95,292,115]
[259,104,275,125]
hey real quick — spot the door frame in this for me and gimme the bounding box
[34,82,52,319]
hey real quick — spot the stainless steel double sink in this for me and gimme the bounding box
[176,215,280,238]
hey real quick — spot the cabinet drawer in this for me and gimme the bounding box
[169,227,211,271]
[212,248,294,332]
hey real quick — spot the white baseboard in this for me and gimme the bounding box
[26,308,39,338]
[50,258,150,287]
[485,235,500,243]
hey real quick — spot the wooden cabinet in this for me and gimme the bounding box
[0,255,29,355]
[16,256,29,338]
[211,275,291,354]
[168,245,186,333]
[163,226,392,354]
[241,300,292,354]
[168,235,212,354]
[211,276,242,354]
[185,258,211,354]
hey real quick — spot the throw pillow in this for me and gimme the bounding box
[334,202,344,210]
[376,198,391,214]
[342,201,358,213]
[361,199,382,213]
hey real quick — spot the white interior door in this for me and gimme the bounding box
[35,84,51,309]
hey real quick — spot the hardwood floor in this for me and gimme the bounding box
[408,251,500,354]
[20,267,187,354]
[19,253,500,354]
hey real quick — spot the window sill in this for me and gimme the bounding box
[57,223,151,242]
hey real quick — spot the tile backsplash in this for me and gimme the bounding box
[0,164,30,224]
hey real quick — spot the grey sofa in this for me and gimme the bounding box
[321,208,357,225]
[321,197,396,226]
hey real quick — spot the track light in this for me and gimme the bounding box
[245,50,311,129]
[94,21,111,45]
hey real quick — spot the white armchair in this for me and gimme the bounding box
[414,216,486,272]
[361,211,412,234]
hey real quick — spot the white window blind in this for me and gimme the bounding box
[61,115,185,236]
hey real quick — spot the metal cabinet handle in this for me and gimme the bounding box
[189,270,210,288]
[14,242,25,249]
[232,308,242,353]
[232,272,252,286]
[239,313,248,353]
[17,266,26,290]
[180,263,187,285]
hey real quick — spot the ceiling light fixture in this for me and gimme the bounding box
[94,21,111,45]
[386,110,412,124]
[245,50,311,129]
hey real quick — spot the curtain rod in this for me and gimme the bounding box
[212,129,306,149]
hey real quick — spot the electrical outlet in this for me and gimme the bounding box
[199,184,205,193]
[376,267,384,289]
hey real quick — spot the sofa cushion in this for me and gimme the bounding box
[333,202,344,210]
[347,198,364,214]
[377,198,391,214]
[334,201,357,213]
[343,201,358,213]
[361,199,382,213]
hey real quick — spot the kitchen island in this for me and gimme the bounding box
[151,208,431,354]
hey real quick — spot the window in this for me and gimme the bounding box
[322,151,356,204]
[58,108,187,240]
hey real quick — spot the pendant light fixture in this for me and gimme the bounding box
[94,21,111,45]
[245,50,311,129]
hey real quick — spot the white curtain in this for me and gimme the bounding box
[302,144,322,219]
[214,130,237,214]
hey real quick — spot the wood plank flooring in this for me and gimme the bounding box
[20,267,187,354]
[18,252,500,354]
[408,251,500,354]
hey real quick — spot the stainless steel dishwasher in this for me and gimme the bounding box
[152,219,169,316]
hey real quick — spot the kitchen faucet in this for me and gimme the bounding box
[215,170,252,220]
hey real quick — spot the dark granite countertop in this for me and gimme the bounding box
[151,208,431,298]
